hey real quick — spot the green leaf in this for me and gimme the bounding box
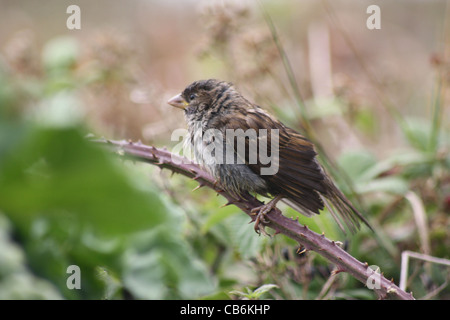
[0,214,64,299]
[401,117,432,152]
[337,150,377,182]
[284,205,341,240]
[0,126,168,236]
[358,150,428,181]
[356,176,409,195]
[252,284,279,297]
[122,249,167,299]
[230,284,278,299]
[122,227,216,299]
[227,214,265,259]
[0,272,63,300]
[95,266,122,300]
[201,203,238,233]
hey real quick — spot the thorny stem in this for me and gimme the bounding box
[94,138,415,300]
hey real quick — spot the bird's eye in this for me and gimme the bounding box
[189,94,196,101]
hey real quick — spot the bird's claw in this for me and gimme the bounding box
[250,204,272,236]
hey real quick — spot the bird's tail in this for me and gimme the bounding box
[321,175,373,234]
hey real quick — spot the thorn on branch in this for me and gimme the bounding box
[90,139,416,301]
[192,184,203,192]
[220,201,234,208]
[331,268,346,276]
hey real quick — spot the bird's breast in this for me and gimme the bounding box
[188,128,268,196]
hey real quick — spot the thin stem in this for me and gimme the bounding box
[260,3,364,210]
[93,138,414,300]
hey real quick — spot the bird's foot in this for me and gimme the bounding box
[250,205,271,235]
[250,195,283,235]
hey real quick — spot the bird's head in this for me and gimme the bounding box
[167,79,244,121]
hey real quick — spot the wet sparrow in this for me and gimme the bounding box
[168,79,372,234]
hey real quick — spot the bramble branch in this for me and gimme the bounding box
[94,138,414,300]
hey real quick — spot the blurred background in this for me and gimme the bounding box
[0,0,449,299]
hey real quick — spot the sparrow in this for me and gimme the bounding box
[168,79,372,234]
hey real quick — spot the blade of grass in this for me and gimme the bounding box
[321,0,406,128]
[429,77,443,153]
[259,2,365,209]
[259,3,310,135]
[429,0,448,153]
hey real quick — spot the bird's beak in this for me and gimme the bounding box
[167,93,188,110]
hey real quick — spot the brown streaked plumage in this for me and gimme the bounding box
[168,79,372,234]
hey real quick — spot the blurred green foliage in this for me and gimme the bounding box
[0,37,218,299]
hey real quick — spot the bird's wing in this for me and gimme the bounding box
[216,107,326,217]
[216,107,372,233]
